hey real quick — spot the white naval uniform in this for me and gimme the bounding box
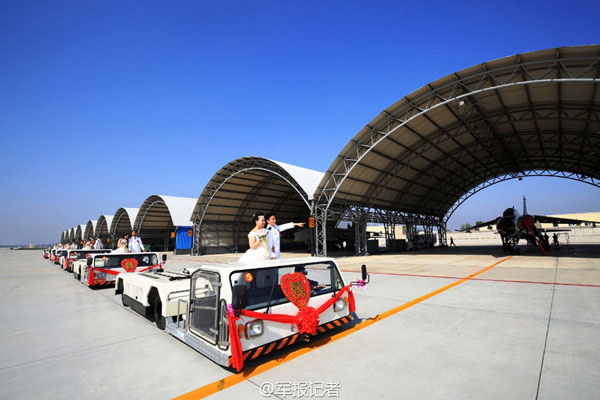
[266,222,294,259]
[94,239,104,249]
[128,236,144,252]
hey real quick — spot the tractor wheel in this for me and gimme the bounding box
[154,298,165,330]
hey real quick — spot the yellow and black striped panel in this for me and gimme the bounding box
[91,281,115,287]
[229,315,353,366]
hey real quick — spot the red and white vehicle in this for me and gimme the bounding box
[62,249,110,272]
[117,257,368,371]
[82,252,164,288]
[53,249,68,265]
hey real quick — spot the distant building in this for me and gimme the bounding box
[28,244,35,248]
[366,225,407,238]
[540,212,600,228]
[470,211,600,231]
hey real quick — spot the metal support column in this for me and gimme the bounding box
[437,222,447,247]
[423,224,434,248]
[192,222,202,255]
[354,209,368,256]
[381,210,397,252]
[315,206,328,257]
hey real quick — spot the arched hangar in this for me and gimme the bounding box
[95,215,113,245]
[313,45,600,255]
[191,157,324,255]
[74,225,86,247]
[134,195,197,253]
[83,220,97,242]
[110,208,139,247]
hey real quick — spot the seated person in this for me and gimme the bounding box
[294,266,326,291]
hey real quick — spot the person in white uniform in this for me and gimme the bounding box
[128,230,145,253]
[265,213,305,259]
[94,238,104,249]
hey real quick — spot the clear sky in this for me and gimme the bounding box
[1,1,599,244]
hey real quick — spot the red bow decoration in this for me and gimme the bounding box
[227,278,356,372]
[121,258,138,272]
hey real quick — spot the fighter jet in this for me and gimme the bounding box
[461,197,597,255]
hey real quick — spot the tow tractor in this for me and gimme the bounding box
[116,267,189,330]
[43,249,50,259]
[116,257,368,371]
[83,252,165,288]
[54,249,68,265]
[49,249,58,263]
[67,249,111,275]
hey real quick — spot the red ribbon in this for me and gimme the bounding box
[227,285,356,371]
[88,264,161,283]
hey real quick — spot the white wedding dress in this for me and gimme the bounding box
[238,231,270,264]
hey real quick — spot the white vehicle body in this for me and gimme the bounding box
[115,267,186,328]
[116,257,360,369]
[82,252,161,288]
[67,249,111,276]
[54,250,68,265]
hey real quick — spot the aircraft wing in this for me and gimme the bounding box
[458,217,499,232]
[532,215,597,226]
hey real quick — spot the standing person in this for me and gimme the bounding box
[94,237,104,249]
[84,239,93,249]
[238,213,270,264]
[265,213,305,260]
[116,234,129,253]
[71,241,78,249]
[128,230,145,253]
[553,233,560,249]
[450,237,456,246]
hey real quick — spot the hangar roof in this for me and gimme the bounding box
[96,215,114,239]
[315,45,600,219]
[84,220,97,240]
[191,157,324,226]
[135,195,196,232]
[111,208,140,238]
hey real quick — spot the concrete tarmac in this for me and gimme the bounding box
[0,245,598,399]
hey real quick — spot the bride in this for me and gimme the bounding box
[113,234,129,254]
[238,213,271,264]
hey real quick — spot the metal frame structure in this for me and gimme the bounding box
[444,169,600,223]
[110,208,139,247]
[192,157,315,255]
[314,46,600,256]
[83,220,97,242]
[95,215,113,243]
[134,195,195,252]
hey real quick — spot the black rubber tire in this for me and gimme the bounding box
[154,298,165,330]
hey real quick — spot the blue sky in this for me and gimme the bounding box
[1,1,599,244]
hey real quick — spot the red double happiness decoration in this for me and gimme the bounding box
[121,258,138,272]
[227,272,356,372]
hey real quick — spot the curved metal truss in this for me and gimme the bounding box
[314,49,600,256]
[110,209,137,241]
[135,197,168,234]
[192,158,311,255]
[444,169,600,223]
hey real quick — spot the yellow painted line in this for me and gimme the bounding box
[173,255,513,400]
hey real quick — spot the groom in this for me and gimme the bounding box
[265,213,305,259]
